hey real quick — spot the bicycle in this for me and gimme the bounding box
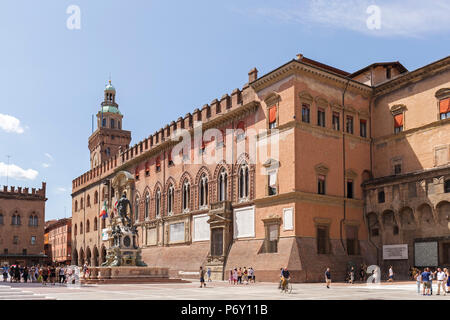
[280,278,293,294]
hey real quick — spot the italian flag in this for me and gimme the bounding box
[100,201,108,219]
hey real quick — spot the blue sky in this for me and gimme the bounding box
[0,0,449,221]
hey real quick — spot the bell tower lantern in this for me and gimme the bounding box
[88,80,132,169]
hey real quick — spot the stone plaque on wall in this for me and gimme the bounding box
[283,208,294,230]
[193,214,210,242]
[146,227,157,245]
[415,242,438,267]
[383,244,408,260]
[233,206,255,239]
[169,222,185,243]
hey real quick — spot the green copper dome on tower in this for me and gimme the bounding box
[105,79,116,92]
[101,105,121,114]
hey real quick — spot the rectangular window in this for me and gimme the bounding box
[346,116,353,134]
[378,191,385,203]
[360,119,367,137]
[386,67,391,79]
[22,249,27,255]
[168,150,174,166]
[347,180,354,199]
[445,180,450,193]
[269,106,277,129]
[317,175,326,195]
[317,226,329,254]
[394,113,403,133]
[394,164,402,175]
[371,228,379,237]
[302,104,310,123]
[332,112,340,130]
[268,170,277,196]
[439,98,450,120]
[317,108,325,127]
[31,236,36,245]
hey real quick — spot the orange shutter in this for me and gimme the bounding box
[394,114,403,128]
[440,98,450,114]
[269,106,277,123]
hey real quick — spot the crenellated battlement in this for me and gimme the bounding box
[72,68,259,193]
[0,182,46,199]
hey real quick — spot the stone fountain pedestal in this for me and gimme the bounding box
[81,216,187,284]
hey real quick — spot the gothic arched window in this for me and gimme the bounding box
[145,192,150,219]
[155,189,161,217]
[239,164,249,200]
[199,173,208,208]
[167,185,174,215]
[182,180,190,212]
[218,168,227,202]
[94,217,98,231]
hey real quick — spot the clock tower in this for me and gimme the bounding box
[88,80,131,169]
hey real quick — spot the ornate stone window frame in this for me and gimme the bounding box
[261,216,282,253]
[264,92,281,130]
[390,104,407,132]
[315,163,329,195]
[435,88,450,120]
[263,159,280,197]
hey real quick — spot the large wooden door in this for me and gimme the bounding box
[211,228,223,257]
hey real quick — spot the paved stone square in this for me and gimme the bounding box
[1,280,449,300]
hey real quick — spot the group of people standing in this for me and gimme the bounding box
[2,264,73,285]
[229,267,255,285]
[414,267,450,296]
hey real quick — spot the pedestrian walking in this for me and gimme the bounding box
[207,267,212,282]
[199,266,206,288]
[325,267,331,289]
[233,268,238,285]
[415,269,422,294]
[349,267,355,284]
[59,265,66,284]
[388,266,394,282]
[446,269,450,294]
[249,267,254,283]
[23,267,29,283]
[2,265,8,282]
[237,267,242,284]
[436,268,447,296]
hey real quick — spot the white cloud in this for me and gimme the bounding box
[0,114,25,134]
[247,0,450,38]
[44,153,54,161]
[55,187,67,193]
[0,162,38,180]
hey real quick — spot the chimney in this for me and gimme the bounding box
[248,68,258,83]
[296,53,304,61]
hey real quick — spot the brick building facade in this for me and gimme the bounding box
[0,182,47,266]
[71,54,450,282]
[44,218,72,265]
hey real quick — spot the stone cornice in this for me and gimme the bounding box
[254,191,364,208]
[362,165,450,189]
[374,56,450,97]
[251,60,373,96]
[373,117,450,144]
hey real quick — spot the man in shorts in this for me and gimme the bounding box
[199,266,206,288]
[421,268,431,296]
[325,268,331,288]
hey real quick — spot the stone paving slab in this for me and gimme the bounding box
[0,281,449,300]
